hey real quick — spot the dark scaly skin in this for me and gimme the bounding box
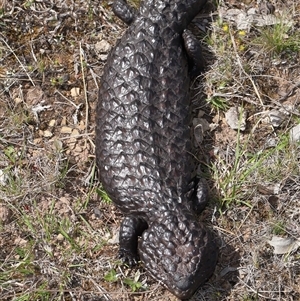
[96,0,218,299]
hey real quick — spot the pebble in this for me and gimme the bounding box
[290,124,300,142]
[43,130,53,137]
[71,87,80,97]
[60,126,73,134]
[77,121,86,131]
[95,40,111,53]
[71,129,80,136]
[56,233,64,241]
[225,106,246,131]
[268,110,285,127]
[49,119,56,127]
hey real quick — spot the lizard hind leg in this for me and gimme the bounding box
[193,177,209,214]
[182,29,205,77]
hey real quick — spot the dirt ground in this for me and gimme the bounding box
[0,0,300,300]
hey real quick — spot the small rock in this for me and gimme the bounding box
[60,126,73,134]
[99,54,108,61]
[49,119,56,127]
[71,129,80,137]
[95,40,111,53]
[268,110,285,127]
[290,124,300,142]
[56,233,64,241]
[77,121,86,131]
[225,106,246,131]
[43,130,53,137]
[70,87,80,97]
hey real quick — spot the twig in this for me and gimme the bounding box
[54,89,80,109]
[79,42,89,147]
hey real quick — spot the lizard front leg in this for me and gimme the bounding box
[112,0,137,25]
[119,216,148,266]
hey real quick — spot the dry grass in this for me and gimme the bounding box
[1,0,300,300]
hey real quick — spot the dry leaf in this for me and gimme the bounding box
[268,236,300,254]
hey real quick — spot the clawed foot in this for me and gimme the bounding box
[118,216,148,266]
[119,248,139,266]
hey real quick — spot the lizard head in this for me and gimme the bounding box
[138,209,218,299]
